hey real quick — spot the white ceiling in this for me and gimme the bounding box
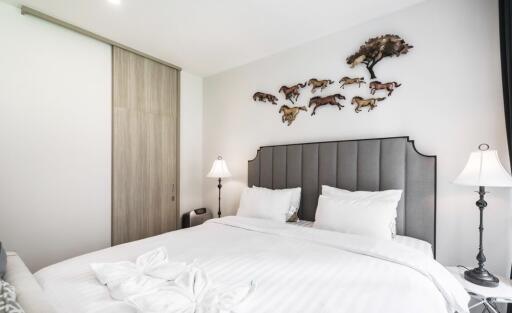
[2,0,425,76]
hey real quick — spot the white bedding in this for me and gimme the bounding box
[292,220,434,258]
[35,216,468,313]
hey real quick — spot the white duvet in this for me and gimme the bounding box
[35,216,469,313]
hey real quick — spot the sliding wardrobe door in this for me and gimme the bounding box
[112,47,179,245]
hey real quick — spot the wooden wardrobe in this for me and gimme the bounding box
[112,47,179,245]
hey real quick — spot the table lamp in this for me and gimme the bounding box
[207,156,231,218]
[454,143,512,287]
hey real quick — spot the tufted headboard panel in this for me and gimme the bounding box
[248,136,437,255]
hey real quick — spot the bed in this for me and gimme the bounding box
[6,137,469,313]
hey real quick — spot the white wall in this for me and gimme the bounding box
[0,2,206,270]
[0,2,112,271]
[203,0,512,275]
[180,71,204,218]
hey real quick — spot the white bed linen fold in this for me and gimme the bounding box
[35,216,469,313]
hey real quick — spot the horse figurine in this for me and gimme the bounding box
[308,94,346,116]
[351,96,385,113]
[307,78,334,93]
[253,92,278,105]
[369,81,401,96]
[339,76,366,89]
[279,105,307,126]
[279,82,307,104]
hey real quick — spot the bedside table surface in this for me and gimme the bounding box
[446,266,512,299]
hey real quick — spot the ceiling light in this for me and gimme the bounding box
[108,0,121,5]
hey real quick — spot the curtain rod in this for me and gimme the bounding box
[20,5,181,71]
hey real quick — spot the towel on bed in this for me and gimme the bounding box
[91,247,255,313]
[91,247,189,300]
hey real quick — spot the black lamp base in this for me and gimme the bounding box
[464,267,499,287]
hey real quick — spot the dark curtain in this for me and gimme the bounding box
[509,265,512,313]
[500,0,512,166]
[508,267,512,313]
[499,2,512,312]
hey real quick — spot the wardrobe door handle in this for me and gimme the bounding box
[171,184,175,202]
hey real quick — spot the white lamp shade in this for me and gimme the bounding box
[207,157,231,178]
[454,149,512,187]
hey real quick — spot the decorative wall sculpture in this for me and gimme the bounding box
[351,96,386,113]
[307,78,334,93]
[253,92,278,105]
[279,82,307,103]
[251,33,412,125]
[279,105,307,126]
[369,81,401,96]
[308,94,346,116]
[339,76,366,89]
[346,34,413,79]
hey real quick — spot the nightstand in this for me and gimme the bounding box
[446,266,512,313]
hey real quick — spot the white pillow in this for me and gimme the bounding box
[314,195,397,240]
[321,185,402,236]
[237,187,293,222]
[252,186,301,221]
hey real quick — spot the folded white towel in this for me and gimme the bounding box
[91,247,189,300]
[127,267,255,313]
[91,247,254,313]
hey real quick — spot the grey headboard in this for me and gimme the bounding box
[248,136,437,256]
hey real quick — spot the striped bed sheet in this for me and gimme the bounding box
[291,220,434,258]
[35,216,467,313]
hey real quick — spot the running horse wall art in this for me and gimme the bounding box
[369,81,401,96]
[279,82,307,104]
[351,96,386,113]
[279,105,307,126]
[250,33,412,124]
[339,77,366,89]
[309,94,346,116]
[253,92,279,105]
[308,78,334,93]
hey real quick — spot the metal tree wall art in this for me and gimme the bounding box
[369,81,401,96]
[279,105,307,126]
[346,34,413,79]
[253,92,278,105]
